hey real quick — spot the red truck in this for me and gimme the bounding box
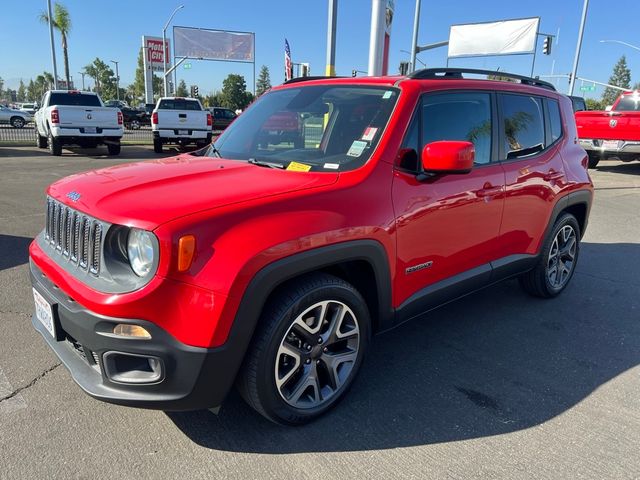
[576,91,640,168]
[29,69,593,425]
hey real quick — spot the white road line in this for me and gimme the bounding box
[0,366,27,413]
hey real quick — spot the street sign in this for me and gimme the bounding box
[183,63,192,70]
[580,85,596,92]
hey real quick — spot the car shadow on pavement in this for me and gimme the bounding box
[596,162,640,176]
[0,234,33,271]
[168,242,640,453]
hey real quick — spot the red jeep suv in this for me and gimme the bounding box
[29,69,593,425]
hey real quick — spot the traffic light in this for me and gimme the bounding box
[352,69,357,77]
[189,85,194,97]
[300,63,310,77]
[399,61,410,76]
[543,36,552,55]
[193,85,199,97]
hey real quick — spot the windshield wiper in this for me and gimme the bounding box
[207,144,222,158]
[247,158,285,169]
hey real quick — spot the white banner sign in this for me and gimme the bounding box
[448,18,540,58]
[174,27,254,62]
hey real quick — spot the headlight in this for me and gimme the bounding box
[127,228,155,277]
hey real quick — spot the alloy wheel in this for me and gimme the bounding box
[547,225,577,289]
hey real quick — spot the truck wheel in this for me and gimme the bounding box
[48,132,62,156]
[107,142,121,156]
[237,273,370,425]
[36,132,47,149]
[587,155,600,169]
[520,213,581,298]
[10,117,25,129]
[153,139,163,153]
[130,120,140,130]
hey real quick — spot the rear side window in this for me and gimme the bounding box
[158,99,202,111]
[548,99,563,143]
[422,92,492,165]
[500,94,545,159]
[49,93,102,107]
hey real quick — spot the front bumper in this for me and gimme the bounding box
[29,260,239,411]
[579,138,640,159]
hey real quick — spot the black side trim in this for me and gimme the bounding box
[545,190,593,241]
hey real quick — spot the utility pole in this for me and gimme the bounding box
[410,0,421,73]
[163,5,184,96]
[569,0,589,95]
[78,72,86,90]
[325,0,338,76]
[110,61,120,100]
[46,0,59,89]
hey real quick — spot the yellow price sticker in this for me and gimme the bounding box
[286,161,312,172]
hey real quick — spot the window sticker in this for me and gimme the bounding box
[382,91,393,99]
[286,161,312,172]
[347,140,368,157]
[362,127,378,141]
[323,163,340,169]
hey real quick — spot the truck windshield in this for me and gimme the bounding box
[158,99,202,111]
[49,93,102,107]
[615,95,640,111]
[207,85,399,172]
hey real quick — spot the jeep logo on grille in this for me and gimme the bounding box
[609,119,618,128]
[66,191,81,202]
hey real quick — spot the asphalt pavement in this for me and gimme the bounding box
[0,146,638,479]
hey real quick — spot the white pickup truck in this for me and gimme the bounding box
[151,97,212,153]
[35,90,124,156]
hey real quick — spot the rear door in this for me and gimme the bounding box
[498,93,566,257]
[392,90,505,307]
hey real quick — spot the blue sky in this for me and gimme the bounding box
[1,0,639,99]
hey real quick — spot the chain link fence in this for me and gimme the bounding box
[0,123,153,146]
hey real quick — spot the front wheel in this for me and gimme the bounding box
[237,273,370,425]
[520,213,580,298]
[153,138,163,153]
[36,131,47,148]
[48,132,62,156]
[107,142,121,156]
[10,117,25,128]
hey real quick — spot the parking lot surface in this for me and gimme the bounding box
[0,146,638,479]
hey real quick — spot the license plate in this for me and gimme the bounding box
[85,126,97,134]
[33,288,55,338]
[178,130,189,135]
[602,140,619,150]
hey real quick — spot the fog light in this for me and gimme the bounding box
[113,324,151,339]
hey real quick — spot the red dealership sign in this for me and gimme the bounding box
[142,36,171,72]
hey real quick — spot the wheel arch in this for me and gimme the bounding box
[546,189,592,243]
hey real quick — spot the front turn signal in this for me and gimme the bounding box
[177,235,196,272]
[113,324,151,339]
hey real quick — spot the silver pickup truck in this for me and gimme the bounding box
[151,97,212,153]
[35,90,124,156]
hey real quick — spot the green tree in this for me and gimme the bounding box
[202,91,222,107]
[585,98,605,111]
[256,65,272,96]
[602,56,631,106]
[4,89,16,103]
[27,80,38,102]
[176,79,188,97]
[85,58,115,99]
[16,80,26,102]
[39,2,72,88]
[220,74,253,111]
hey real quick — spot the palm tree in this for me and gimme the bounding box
[39,2,72,88]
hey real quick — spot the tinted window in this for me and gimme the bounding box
[548,99,563,143]
[49,93,102,107]
[614,96,640,111]
[158,99,202,111]
[501,94,545,159]
[422,92,492,165]
[224,109,237,119]
[570,96,586,112]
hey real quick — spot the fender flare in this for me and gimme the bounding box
[545,189,593,242]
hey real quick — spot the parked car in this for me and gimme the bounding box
[209,107,237,131]
[104,100,129,109]
[120,107,150,130]
[29,69,593,425]
[575,90,640,168]
[0,104,31,128]
[151,97,212,152]
[19,103,39,116]
[568,95,587,113]
[34,90,124,156]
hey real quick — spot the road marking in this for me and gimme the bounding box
[0,366,27,413]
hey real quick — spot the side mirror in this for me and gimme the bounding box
[605,105,613,112]
[420,141,474,176]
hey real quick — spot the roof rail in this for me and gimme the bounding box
[407,68,556,91]
[283,76,345,85]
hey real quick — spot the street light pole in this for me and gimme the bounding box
[78,72,86,91]
[46,0,59,89]
[600,39,640,52]
[569,0,589,96]
[110,60,120,101]
[163,5,184,96]
[409,0,421,73]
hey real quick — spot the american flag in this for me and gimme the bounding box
[284,39,293,81]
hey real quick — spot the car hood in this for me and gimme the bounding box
[47,155,338,230]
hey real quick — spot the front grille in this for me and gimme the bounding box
[44,198,103,276]
[64,334,101,373]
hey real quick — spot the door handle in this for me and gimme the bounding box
[477,185,502,197]
[543,170,564,181]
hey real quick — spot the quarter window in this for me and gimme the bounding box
[500,94,545,159]
[548,99,563,143]
[422,93,492,165]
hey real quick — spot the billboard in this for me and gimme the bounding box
[142,36,171,72]
[448,17,540,58]
[173,26,254,62]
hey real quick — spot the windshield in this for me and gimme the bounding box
[49,93,102,107]
[615,95,640,111]
[206,85,399,172]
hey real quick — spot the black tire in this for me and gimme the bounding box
[153,138,163,153]
[36,132,47,148]
[48,132,62,156]
[107,142,121,156]
[10,116,25,129]
[130,120,141,130]
[587,155,600,169]
[520,213,581,298]
[237,273,370,425]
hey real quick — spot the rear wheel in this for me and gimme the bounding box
[153,138,163,153]
[48,132,62,156]
[587,154,600,169]
[107,142,121,156]
[237,273,370,425]
[520,213,580,298]
[10,116,25,128]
